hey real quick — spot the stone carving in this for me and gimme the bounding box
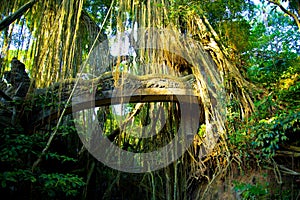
[4,57,30,98]
[1,57,31,125]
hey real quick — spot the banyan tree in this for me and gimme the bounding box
[0,0,257,199]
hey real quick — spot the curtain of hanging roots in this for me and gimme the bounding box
[112,0,255,199]
[1,0,84,87]
[28,0,84,88]
[1,0,255,199]
[0,0,32,71]
[1,0,86,131]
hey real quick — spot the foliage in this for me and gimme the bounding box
[228,60,300,158]
[201,0,255,54]
[251,111,299,158]
[38,173,85,198]
[167,0,255,58]
[233,178,292,200]
[233,180,269,199]
[225,2,300,160]
[1,169,36,188]
[84,0,113,25]
[0,124,85,199]
[266,0,300,30]
[0,128,45,165]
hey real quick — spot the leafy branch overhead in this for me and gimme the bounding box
[267,0,300,30]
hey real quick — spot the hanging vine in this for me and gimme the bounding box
[0,0,256,199]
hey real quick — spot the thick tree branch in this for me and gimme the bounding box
[0,0,37,31]
[268,0,300,30]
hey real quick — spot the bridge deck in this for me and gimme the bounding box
[29,72,201,129]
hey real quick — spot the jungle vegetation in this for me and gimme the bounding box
[0,0,299,199]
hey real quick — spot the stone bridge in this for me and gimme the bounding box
[29,71,202,130]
